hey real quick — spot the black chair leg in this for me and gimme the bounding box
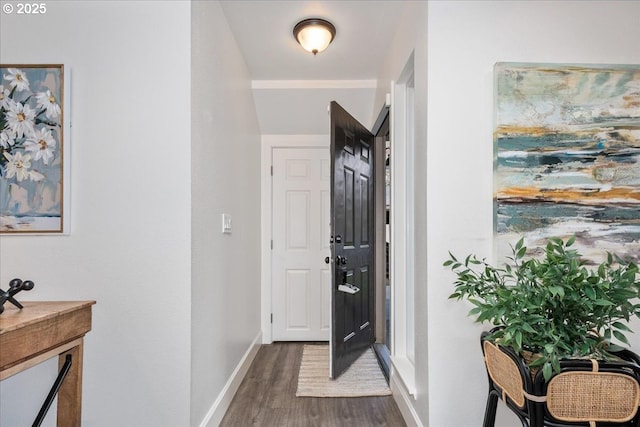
[483,389,499,427]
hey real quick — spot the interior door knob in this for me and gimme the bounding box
[324,257,330,264]
[337,256,347,265]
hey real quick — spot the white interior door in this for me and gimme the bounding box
[272,147,331,341]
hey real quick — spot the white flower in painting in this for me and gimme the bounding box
[35,90,61,120]
[3,68,30,92]
[2,151,43,182]
[0,129,16,149]
[0,85,11,110]
[25,128,56,164]
[4,101,36,138]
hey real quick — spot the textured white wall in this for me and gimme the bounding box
[190,1,262,425]
[0,2,192,426]
[427,1,640,426]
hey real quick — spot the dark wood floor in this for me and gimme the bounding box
[220,342,407,427]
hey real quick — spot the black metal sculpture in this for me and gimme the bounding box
[0,278,35,314]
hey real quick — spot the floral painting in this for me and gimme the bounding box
[494,63,640,265]
[0,65,65,233]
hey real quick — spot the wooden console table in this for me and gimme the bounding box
[0,301,95,427]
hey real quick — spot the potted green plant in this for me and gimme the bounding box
[444,236,640,380]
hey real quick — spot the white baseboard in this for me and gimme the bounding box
[390,371,424,427]
[199,331,262,427]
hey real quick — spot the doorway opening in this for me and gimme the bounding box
[265,102,396,382]
[372,103,391,380]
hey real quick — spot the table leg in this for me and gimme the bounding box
[56,341,84,427]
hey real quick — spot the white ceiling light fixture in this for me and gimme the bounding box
[293,18,336,56]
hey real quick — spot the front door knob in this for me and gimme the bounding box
[324,256,330,264]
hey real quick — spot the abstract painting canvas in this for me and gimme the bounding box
[0,64,65,233]
[494,63,640,264]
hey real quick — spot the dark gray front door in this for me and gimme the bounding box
[329,101,375,379]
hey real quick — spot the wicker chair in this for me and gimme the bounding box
[481,331,640,427]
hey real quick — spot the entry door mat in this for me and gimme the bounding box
[296,344,392,397]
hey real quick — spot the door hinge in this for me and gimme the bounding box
[270,239,273,250]
[270,165,273,176]
[270,313,273,323]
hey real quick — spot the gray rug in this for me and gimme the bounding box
[296,344,392,397]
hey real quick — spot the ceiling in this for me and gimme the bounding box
[219,1,407,134]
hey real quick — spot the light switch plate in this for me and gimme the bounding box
[222,213,232,234]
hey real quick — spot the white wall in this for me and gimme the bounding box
[0,2,192,426]
[427,1,640,426]
[191,1,262,425]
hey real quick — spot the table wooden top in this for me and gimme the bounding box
[1,300,96,374]
[0,301,96,333]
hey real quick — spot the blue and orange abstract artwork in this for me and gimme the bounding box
[494,63,640,264]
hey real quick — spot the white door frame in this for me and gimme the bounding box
[261,134,329,343]
[389,52,417,396]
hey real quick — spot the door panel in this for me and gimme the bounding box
[287,191,309,249]
[330,101,376,379]
[286,269,310,328]
[272,147,331,341]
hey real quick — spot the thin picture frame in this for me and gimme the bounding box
[0,64,70,234]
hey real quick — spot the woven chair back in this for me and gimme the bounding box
[546,368,640,424]
[483,340,525,408]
